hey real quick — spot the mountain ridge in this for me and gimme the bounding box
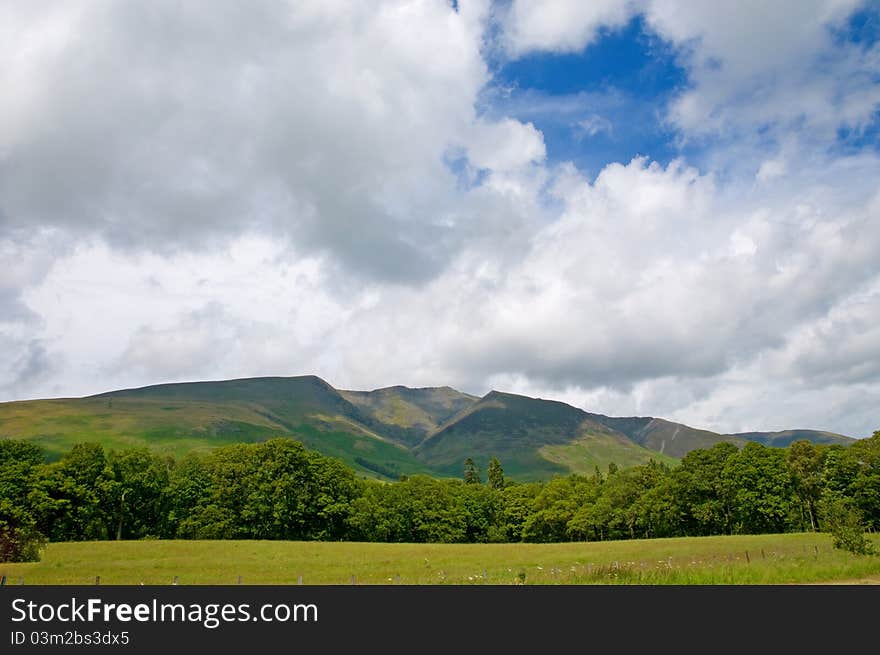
[0,375,856,481]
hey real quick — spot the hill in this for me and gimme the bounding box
[338,385,479,447]
[0,376,435,481]
[725,429,854,448]
[0,376,857,480]
[590,415,750,458]
[415,391,678,478]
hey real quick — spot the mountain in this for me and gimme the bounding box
[589,415,750,458]
[338,385,479,447]
[0,376,436,480]
[416,391,677,478]
[724,429,854,448]
[0,376,857,481]
[589,414,854,458]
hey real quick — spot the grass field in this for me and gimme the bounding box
[2,533,879,585]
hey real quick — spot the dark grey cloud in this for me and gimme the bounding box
[0,0,490,283]
[0,337,56,399]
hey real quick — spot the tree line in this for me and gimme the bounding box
[1,431,878,561]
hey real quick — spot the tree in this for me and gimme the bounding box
[786,440,824,531]
[523,475,600,542]
[109,448,171,540]
[0,441,47,562]
[673,442,739,535]
[721,442,793,534]
[487,457,505,490]
[29,443,117,542]
[820,495,876,556]
[463,458,481,485]
[847,430,880,531]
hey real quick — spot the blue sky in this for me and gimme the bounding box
[485,3,880,176]
[486,14,689,177]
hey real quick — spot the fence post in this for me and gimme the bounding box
[95,575,100,585]
[350,575,356,585]
[297,575,303,585]
[172,575,179,585]
[237,575,242,585]
[0,575,6,586]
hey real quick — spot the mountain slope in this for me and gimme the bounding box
[1,376,435,480]
[338,385,479,447]
[415,391,676,478]
[589,415,749,458]
[590,414,855,458]
[724,429,854,448]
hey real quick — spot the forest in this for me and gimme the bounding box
[2,431,878,562]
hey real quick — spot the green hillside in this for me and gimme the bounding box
[0,377,433,480]
[415,391,673,478]
[591,414,854,458]
[592,415,750,458]
[726,429,854,448]
[339,385,479,446]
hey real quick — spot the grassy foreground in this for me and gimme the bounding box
[2,533,879,585]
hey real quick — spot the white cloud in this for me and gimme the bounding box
[465,118,547,171]
[501,1,879,142]
[574,114,614,138]
[644,0,878,138]
[502,0,636,55]
[0,0,522,282]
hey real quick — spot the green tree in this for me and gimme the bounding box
[463,457,482,485]
[0,441,47,562]
[498,482,542,542]
[487,457,505,490]
[820,495,876,555]
[721,442,794,534]
[522,475,600,542]
[673,442,739,535]
[847,430,880,531]
[177,439,358,540]
[786,440,824,531]
[109,448,171,540]
[29,443,117,542]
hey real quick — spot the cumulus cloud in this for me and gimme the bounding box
[502,0,636,55]
[644,0,879,139]
[0,0,524,283]
[502,0,879,141]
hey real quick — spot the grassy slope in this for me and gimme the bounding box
[416,391,675,479]
[592,415,750,458]
[339,386,479,447]
[591,416,855,458]
[539,431,678,474]
[0,397,287,460]
[726,429,855,447]
[2,533,878,585]
[0,378,433,480]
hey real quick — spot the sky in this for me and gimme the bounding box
[2,0,879,438]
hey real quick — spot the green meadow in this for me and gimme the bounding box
[2,533,878,585]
